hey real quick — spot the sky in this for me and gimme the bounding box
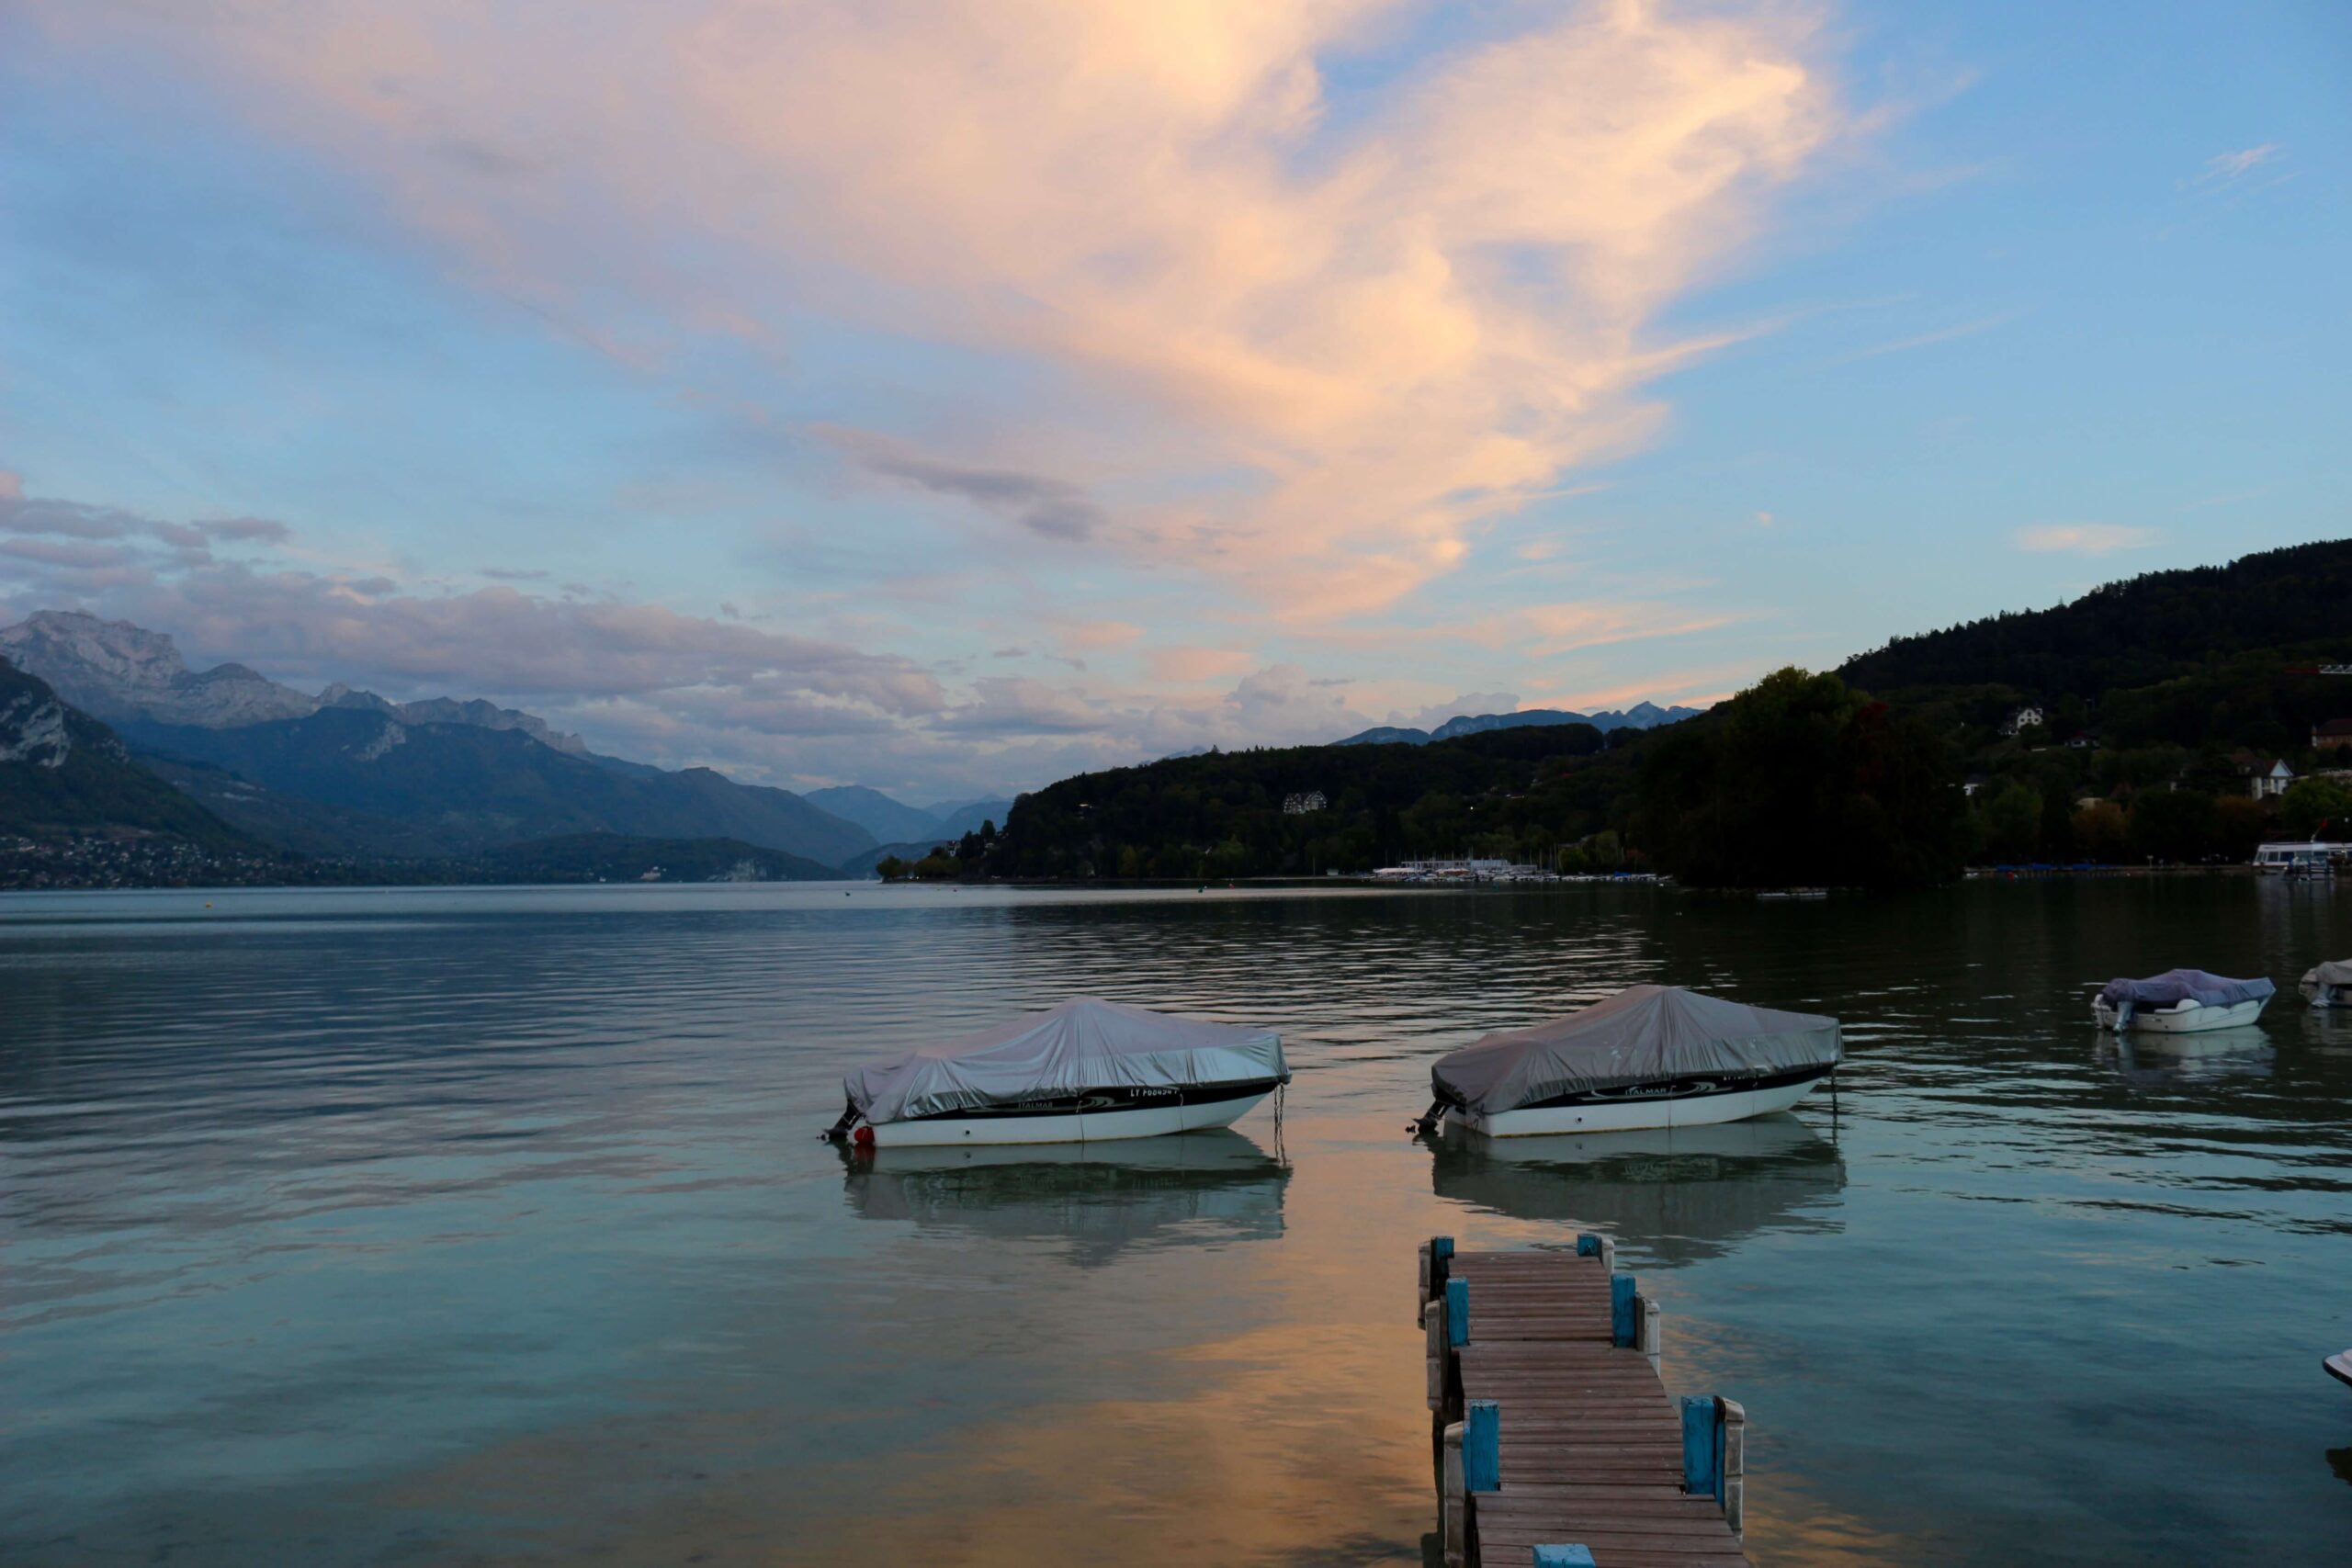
[2,1,2346,802]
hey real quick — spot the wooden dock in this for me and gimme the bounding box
[1419,1236,1748,1568]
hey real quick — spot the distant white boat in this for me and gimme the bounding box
[825,998,1287,1147]
[2093,969,2275,1032]
[2302,961,2352,1010]
[1419,985,1840,1136]
[2254,840,2349,874]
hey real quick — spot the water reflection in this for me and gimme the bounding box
[840,1129,1290,1264]
[2101,1031,2277,1086]
[1422,1112,1845,1264]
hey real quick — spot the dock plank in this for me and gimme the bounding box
[1427,1247,1747,1567]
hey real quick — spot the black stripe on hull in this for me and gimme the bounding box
[897,1076,1284,1124]
[1512,1061,1834,1111]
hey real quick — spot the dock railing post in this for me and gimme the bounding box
[1575,1232,1615,1275]
[1609,1272,1637,1348]
[1445,1276,1470,1348]
[1423,1300,1445,1413]
[1720,1398,1747,1540]
[1532,1551,1596,1568]
[1464,1399,1499,1494]
[1441,1419,1467,1568]
[1681,1394,1720,1502]
[1634,1290,1661,1372]
[1420,1235,1453,1322]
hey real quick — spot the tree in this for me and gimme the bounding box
[2280,776,2352,840]
[1974,781,2041,863]
[2129,790,2218,862]
[2072,801,2127,861]
[1634,668,1963,888]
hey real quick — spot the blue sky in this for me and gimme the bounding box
[2,1,2345,799]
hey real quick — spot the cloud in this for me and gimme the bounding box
[2013,524,2155,556]
[0,472,20,503]
[829,430,1108,543]
[1145,645,1255,683]
[24,0,1849,616]
[2201,143,2278,182]
[1832,310,2023,365]
[1753,510,1774,528]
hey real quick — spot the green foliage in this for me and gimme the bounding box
[985,723,1616,878]
[2280,776,2352,840]
[1634,669,1964,888]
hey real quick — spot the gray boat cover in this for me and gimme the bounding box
[1431,986,1840,1113]
[2097,969,2276,1010]
[2302,960,2352,999]
[845,998,1285,1124]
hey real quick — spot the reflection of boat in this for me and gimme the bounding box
[839,1128,1289,1263]
[2093,970,2274,1032]
[2105,1032,2276,1085]
[1426,1113,1844,1265]
[828,998,1287,1147]
[2301,961,2352,1009]
[1422,986,1840,1135]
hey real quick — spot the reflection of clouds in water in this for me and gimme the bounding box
[1427,1112,1845,1266]
[840,1130,1289,1267]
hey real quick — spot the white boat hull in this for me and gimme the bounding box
[1442,1071,1828,1137]
[863,1086,1274,1147]
[2092,996,2269,1033]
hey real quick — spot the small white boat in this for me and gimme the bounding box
[2093,969,2275,1032]
[2328,1350,2352,1391]
[826,998,1287,1148]
[1418,986,1840,1136]
[2301,960,2352,1009]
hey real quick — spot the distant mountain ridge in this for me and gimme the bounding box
[122,707,876,867]
[0,656,252,847]
[1335,701,1702,747]
[0,610,590,753]
[803,784,949,844]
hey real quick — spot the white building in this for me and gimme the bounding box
[1282,790,1328,815]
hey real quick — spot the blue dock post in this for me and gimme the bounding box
[1682,1394,1722,1500]
[1420,1235,1454,1319]
[1445,1276,1471,1348]
[1610,1272,1637,1347]
[1575,1231,1615,1273]
[1532,1550,1597,1567]
[1464,1399,1500,1493]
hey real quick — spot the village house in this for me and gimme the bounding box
[1998,705,2045,738]
[2238,756,2296,801]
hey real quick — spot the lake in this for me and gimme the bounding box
[4,878,2350,1564]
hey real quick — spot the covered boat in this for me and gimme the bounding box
[2303,960,2352,1010]
[1419,986,1841,1136]
[2093,969,2274,1032]
[826,998,1287,1147]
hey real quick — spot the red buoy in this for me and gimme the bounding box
[852,1124,876,1149]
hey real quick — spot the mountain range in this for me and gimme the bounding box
[1334,701,1703,747]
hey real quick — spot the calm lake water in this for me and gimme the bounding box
[5,878,2351,1565]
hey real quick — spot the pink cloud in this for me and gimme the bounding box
[25,0,1849,620]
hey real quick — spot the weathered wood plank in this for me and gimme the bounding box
[1435,1249,1747,1567]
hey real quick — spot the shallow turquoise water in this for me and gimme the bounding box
[3,878,2349,1564]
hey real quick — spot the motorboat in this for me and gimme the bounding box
[2093,969,2274,1032]
[1415,985,1840,1136]
[2301,960,2352,1009]
[824,997,1287,1148]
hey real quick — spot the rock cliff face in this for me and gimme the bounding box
[0,611,316,727]
[0,655,248,845]
[0,611,588,753]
